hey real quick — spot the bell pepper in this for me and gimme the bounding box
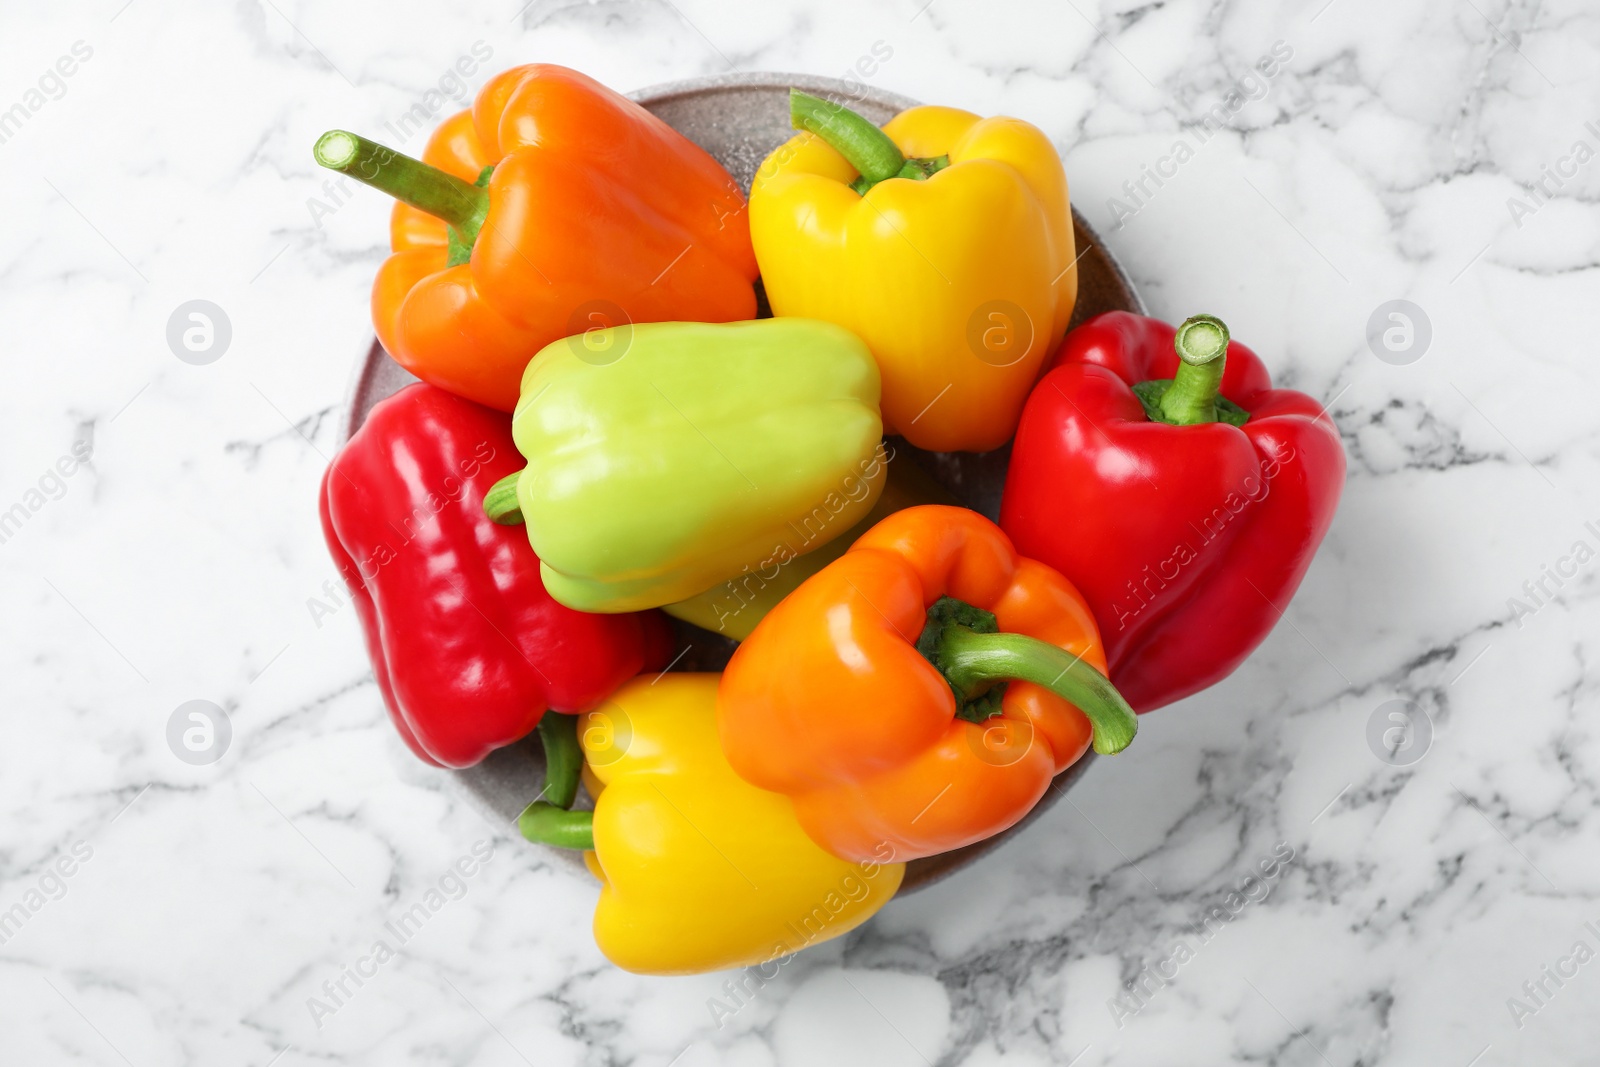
[319,383,670,768]
[662,447,957,639]
[518,674,904,975]
[481,319,886,614]
[749,90,1078,453]
[999,312,1345,711]
[312,63,759,412]
[716,505,1138,863]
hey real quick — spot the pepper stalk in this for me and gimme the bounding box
[788,89,949,195]
[1132,314,1250,428]
[917,596,1138,755]
[313,129,492,265]
[518,712,595,849]
[483,472,524,525]
[1159,314,1230,426]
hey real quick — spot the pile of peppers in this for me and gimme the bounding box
[317,64,1344,976]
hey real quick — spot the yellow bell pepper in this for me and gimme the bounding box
[518,675,903,975]
[750,90,1079,454]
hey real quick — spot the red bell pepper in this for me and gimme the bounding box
[999,312,1344,711]
[319,383,670,767]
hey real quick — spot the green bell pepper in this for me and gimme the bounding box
[661,450,958,638]
[485,319,885,613]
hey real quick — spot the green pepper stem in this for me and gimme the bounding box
[537,713,582,809]
[313,129,489,243]
[937,626,1139,755]
[518,713,592,848]
[790,90,903,184]
[788,90,949,194]
[518,802,594,850]
[1157,314,1231,426]
[482,471,524,525]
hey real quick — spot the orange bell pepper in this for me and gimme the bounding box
[717,505,1139,863]
[315,64,759,411]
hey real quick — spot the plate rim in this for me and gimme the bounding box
[626,69,922,113]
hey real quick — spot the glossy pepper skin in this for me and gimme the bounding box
[750,91,1077,453]
[490,319,885,613]
[999,312,1345,712]
[717,506,1138,863]
[318,64,758,412]
[319,383,669,768]
[529,674,905,975]
[662,447,957,639]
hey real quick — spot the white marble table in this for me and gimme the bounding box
[4,0,1597,1063]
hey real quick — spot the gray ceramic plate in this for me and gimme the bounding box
[340,72,1143,893]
